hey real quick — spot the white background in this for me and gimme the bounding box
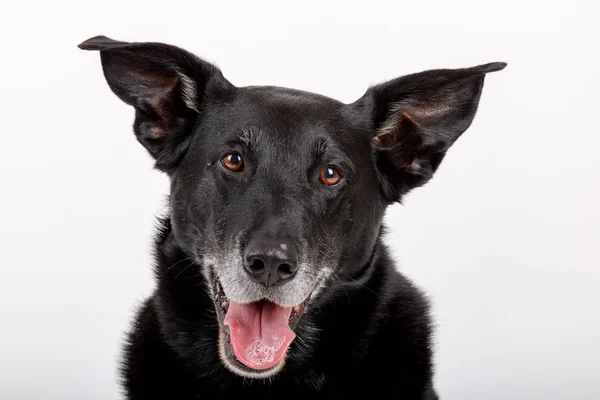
[1,1,599,399]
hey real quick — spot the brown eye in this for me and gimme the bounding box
[319,167,342,185]
[221,153,244,172]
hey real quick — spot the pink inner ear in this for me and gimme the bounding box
[147,125,165,139]
[133,73,183,139]
[373,109,424,170]
[373,111,419,149]
[138,121,167,140]
[132,71,180,94]
[403,101,454,122]
[408,161,421,171]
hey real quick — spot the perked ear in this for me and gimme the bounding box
[79,35,234,171]
[356,62,506,201]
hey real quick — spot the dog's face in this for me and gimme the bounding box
[80,36,504,378]
[172,86,382,305]
[170,88,387,376]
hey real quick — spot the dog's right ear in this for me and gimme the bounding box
[79,35,234,171]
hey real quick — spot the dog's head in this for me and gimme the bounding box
[80,36,504,378]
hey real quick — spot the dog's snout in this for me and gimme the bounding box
[243,236,299,288]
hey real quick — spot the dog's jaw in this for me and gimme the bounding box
[204,263,334,379]
[197,226,338,378]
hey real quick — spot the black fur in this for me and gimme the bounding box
[79,35,505,399]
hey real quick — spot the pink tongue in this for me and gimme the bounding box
[223,300,295,370]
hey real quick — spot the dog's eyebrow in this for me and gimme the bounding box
[311,138,356,178]
[239,128,260,149]
[313,138,329,158]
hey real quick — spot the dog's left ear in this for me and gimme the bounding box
[355,62,506,201]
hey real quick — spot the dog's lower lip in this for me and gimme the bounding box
[213,277,230,318]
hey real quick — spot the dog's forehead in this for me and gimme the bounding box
[241,85,341,107]
[224,86,359,144]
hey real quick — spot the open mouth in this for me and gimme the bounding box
[212,276,310,374]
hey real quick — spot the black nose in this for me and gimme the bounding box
[243,236,299,288]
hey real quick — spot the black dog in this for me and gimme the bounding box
[79,36,504,399]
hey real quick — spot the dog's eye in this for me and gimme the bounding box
[221,153,244,172]
[319,167,342,185]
